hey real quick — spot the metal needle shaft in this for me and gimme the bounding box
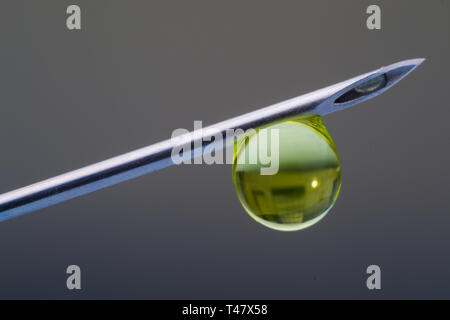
[0,59,424,222]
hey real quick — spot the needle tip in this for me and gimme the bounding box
[382,57,425,71]
[406,57,426,69]
[318,58,426,115]
[376,58,425,90]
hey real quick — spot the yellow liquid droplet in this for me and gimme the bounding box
[232,115,341,231]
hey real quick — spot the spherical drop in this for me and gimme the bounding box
[232,115,341,231]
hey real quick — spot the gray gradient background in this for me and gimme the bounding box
[0,0,448,299]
